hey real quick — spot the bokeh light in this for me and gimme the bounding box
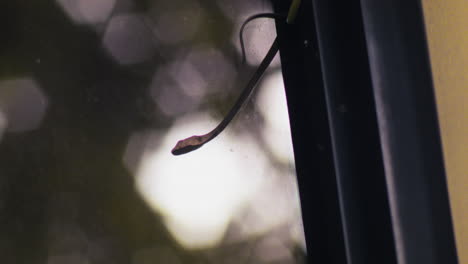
[183,47,236,95]
[102,13,156,65]
[168,60,208,100]
[149,46,236,118]
[130,113,267,249]
[3,1,306,263]
[149,67,200,117]
[255,236,293,262]
[0,78,48,132]
[56,0,116,25]
[233,15,278,66]
[256,71,295,163]
[125,70,305,254]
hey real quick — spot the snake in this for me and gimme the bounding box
[171,0,301,155]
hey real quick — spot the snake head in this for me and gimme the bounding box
[171,135,206,155]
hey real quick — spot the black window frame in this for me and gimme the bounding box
[272,1,459,263]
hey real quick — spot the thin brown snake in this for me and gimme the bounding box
[171,13,290,155]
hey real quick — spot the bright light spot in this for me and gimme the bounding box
[256,71,295,163]
[185,47,236,94]
[78,0,115,24]
[56,0,115,24]
[255,236,292,263]
[291,216,307,251]
[0,78,48,132]
[123,130,162,175]
[127,71,305,251]
[168,61,207,100]
[232,164,301,239]
[102,14,156,65]
[134,113,267,249]
[150,69,199,117]
[233,16,279,66]
[149,47,234,118]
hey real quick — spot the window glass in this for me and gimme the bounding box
[0,0,306,263]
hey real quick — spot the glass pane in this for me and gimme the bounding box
[0,0,306,263]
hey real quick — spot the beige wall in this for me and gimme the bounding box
[421,1,468,262]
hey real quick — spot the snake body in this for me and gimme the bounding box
[171,38,279,155]
[171,0,301,155]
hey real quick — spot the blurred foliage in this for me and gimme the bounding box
[0,0,305,263]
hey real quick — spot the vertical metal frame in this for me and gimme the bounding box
[272,1,347,263]
[359,1,458,263]
[273,0,459,263]
[310,0,397,263]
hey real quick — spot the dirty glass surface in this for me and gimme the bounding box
[0,0,306,263]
